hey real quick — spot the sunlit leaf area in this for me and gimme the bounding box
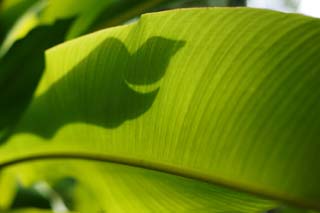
[0,0,319,212]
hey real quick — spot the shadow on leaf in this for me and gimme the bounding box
[17,36,185,138]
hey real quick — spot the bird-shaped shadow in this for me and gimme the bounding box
[17,36,185,138]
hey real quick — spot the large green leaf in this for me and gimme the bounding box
[1,7,320,212]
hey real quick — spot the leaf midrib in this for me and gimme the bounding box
[0,151,318,211]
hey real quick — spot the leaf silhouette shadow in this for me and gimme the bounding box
[17,36,185,138]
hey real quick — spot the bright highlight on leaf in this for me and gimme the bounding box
[0,5,319,213]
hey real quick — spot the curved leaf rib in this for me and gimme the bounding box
[0,151,319,210]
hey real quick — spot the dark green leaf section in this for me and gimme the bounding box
[4,209,54,213]
[11,187,50,210]
[228,0,246,6]
[90,0,172,31]
[0,0,39,43]
[0,18,73,142]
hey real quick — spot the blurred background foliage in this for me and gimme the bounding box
[0,0,319,212]
[0,0,318,54]
[1,0,318,54]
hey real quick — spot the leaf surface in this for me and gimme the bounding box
[1,8,320,212]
